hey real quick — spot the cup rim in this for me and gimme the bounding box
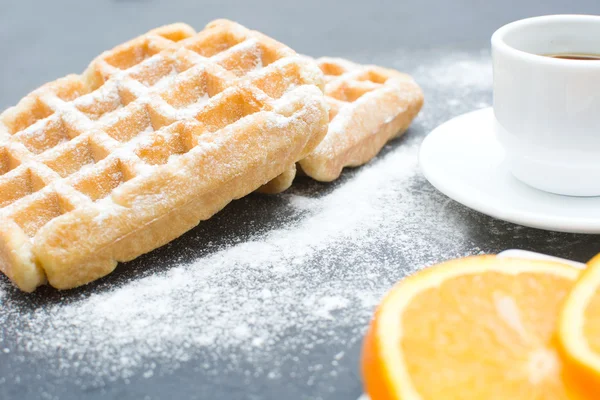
[491,14,600,67]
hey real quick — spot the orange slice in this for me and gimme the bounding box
[559,253,600,395]
[361,255,583,400]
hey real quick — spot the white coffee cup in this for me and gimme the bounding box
[492,15,600,197]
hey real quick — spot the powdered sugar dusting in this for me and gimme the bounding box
[75,81,123,120]
[0,141,473,382]
[213,38,264,76]
[0,51,493,395]
[171,93,210,119]
[405,50,493,130]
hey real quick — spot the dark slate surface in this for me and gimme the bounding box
[1,1,600,399]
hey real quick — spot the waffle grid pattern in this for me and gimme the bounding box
[0,20,327,291]
[319,58,394,116]
[298,57,424,182]
[261,57,424,193]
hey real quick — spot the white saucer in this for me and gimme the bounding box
[419,107,600,234]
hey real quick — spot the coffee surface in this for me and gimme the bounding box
[544,53,600,60]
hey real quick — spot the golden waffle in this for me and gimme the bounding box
[259,57,423,193]
[0,19,328,291]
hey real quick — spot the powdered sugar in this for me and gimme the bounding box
[75,80,124,120]
[412,52,492,89]
[213,38,264,75]
[0,51,493,395]
[408,50,493,130]
[171,93,210,119]
[0,141,472,382]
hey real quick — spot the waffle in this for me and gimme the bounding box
[259,57,423,193]
[0,20,328,291]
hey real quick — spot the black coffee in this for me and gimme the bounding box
[544,53,600,60]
